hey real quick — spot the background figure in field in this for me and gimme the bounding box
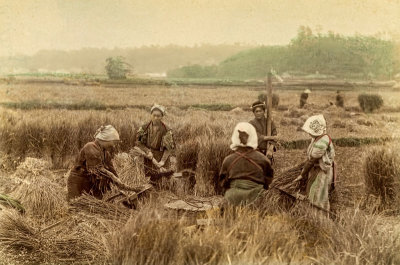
[300,88,311,108]
[219,122,273,206]
[249,101,277,160]
[295,115,336,211]
[335,90,344,107]
[67,125,120,201]
[136,104,176,185]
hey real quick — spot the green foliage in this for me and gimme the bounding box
[105,57,131,80]
[168,27,400,80]
[257,93,280,108]
[358,94,384,112]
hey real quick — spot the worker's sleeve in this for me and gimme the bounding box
[135,126,151,153]
[218,157,230,190]
[310,136,330,159]
[161,129,176,155]
[83,145,103,170]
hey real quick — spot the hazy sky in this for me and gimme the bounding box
[1,0,399,56]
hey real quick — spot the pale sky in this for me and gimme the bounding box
[0,0,399,56]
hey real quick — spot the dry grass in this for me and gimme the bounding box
[0,209,107,264]
[11,177,68,221]
[0,83,400,264]
[363,145,400,214]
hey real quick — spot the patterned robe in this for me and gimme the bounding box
[301,135,335,211]
[136,121,175,181]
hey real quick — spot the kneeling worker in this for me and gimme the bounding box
[219,122,274,206]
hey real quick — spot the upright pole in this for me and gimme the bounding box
[266,71,273,136]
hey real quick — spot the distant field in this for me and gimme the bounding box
[1,81,400,110]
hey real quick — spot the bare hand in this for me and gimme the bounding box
[147,151,153,160]
[159,167,168,173]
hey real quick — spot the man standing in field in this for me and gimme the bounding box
[300,88,311,108]
[248,101,277,160]
[136,104,177,185]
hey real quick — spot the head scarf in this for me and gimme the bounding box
[94,125,120,141]
[251,101,266,112]
[230,122,258,151]
[151,104,166,116]
[304,89,311,94]
[302,114,326,137]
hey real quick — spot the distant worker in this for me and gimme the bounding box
[219,122,274,206]
[249,101,277,160]
[67,125,130,201]
[294,115,336,211]
[335,90,344,108]
[300,88,311,108]
[136,104,177,185]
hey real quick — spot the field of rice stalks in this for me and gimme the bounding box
[0,83,400,264]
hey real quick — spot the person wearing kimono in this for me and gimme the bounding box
[295,114,336,211]
[136,104,176,184]
[67,125,120,201]
[248,101,277,160]
[219,122,274,206]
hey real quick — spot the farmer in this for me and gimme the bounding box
[219,122,274,206]
[136,104,177,185]
[300,88,311,108]
[335,90,344,108]
[249,101,277,160]
[295,114,336,211]
[67,125,122,201]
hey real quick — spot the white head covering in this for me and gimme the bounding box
[302,114,326,136]
[230,122,258,151]
[304,89,311,94]
[94,125,120,141]
[151,104,166,116]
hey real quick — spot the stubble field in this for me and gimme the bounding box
[0,81,400,264]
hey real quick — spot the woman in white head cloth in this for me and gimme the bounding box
[136,104,176,185]
[295,114,336,211]
[218,122,274,206]
[67,125,121,201]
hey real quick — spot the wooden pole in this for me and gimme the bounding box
[266,71,272,136]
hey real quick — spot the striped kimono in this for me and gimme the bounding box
[301,134,335,211]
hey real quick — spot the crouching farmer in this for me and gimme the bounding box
[136,104,177,185]
[219,122,274,206]
[67,125,124,202]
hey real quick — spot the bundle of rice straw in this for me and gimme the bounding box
[69,194,132,221]
[194,137,231,196]
[113,152,146,186]
[12,157,54,180]
[11,177,67,220]
[260,162,306,213]
[0,209,108,264]
[363,146,400,214]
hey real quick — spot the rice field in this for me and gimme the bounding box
[0,81,400,264]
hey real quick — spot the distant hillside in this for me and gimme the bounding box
[0,44,253,75]
[168,28,400,80]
